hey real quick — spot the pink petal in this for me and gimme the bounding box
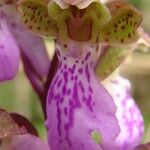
[103,75,144,149]
[0,11,20,82]
[46,41,120,150]
[1,3,50,91]
[4,4,50,79]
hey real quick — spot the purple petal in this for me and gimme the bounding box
[4,3,50,79]
[103,75,144,149]
[1,3,50,90]
[11,134,50,150]
[0,11,20,82]
[46,41,120,150]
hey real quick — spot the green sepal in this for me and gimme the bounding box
[17,0,57,37]
[98,1,142,46]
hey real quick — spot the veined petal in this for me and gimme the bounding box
[46,40,120,150]
[0,13,20,82]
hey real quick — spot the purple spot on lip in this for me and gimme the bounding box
[89,86,93,93]
[64,64,67,69]
[64,82,81,146]
[64,107,68,115]
[57,79,62,88]
[54,95,58,100]
[78,68,83,74]
[63,85,67,95]
[79,81,85,93]
[85,64,90,83]
[87,95,93,112]
[83,96,87,102]
[60,97,64,103]
[74,75,78,81]
[67,89,71,95]
[85,52,91,60]
[68,64,76,74]
[57,102,62,136]
[63,71,68,82]
[11,22,22,31]
[71,76,74,81]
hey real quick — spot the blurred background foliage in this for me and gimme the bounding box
[0,0,150,142]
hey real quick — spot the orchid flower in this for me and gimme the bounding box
[17,0,143,149]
